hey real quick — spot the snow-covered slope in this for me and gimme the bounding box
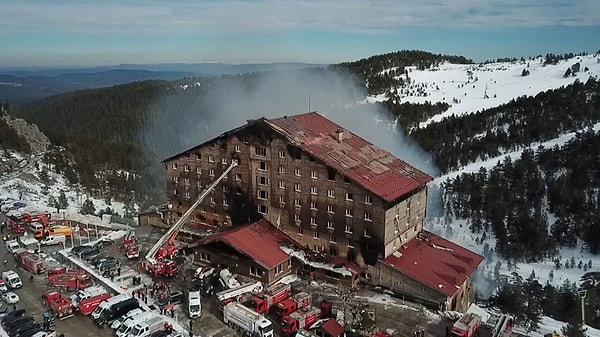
[367,54,600,128]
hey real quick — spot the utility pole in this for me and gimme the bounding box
[579,290,587,326]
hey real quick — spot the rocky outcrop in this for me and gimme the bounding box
[1,115,51,153]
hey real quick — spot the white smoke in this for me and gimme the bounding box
[141,68,438,178]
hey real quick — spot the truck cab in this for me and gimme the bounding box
[5,239,20,254]
[40,235,67,246]
[1,270,23,289]
[188,290,202,319]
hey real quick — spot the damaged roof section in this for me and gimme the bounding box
[382,231,483,297]
[267,112,432,202]
[194,219,296,269]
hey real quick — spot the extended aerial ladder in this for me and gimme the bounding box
[144,160,238,274]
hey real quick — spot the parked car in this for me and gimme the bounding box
[97,259,121,273]
[93,239,113,250]
[155,290,184,309]
[2,309,25,324]
[1,292,19,304]
[79,248,100,260]
[3,316,34,331]
[8,322,41,336]
[90,255,115,269]
[0,302,7,315]
[70,245,92,255]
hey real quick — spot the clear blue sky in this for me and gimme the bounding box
[1,0,599,67]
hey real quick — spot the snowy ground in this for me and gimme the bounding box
[366,53,600,128]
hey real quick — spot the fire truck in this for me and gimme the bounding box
[243,283,292,314]
[14,249,45,274]
[143,160,238,277]
[48,273,93,291]
[491,314,514,337]
[451,313,482,337]
[123,243,140,259]
[281,306,321,337]
[43,290,74,318]
[217,282,264,311]
[275,292,312,317]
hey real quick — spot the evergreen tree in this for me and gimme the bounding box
[562,320,587,337]
[80,199,96,215]
[57,191,68,210]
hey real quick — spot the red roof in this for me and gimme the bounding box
[197,219,291,269]
[383,231,483,297]
[321,318,345,337]
[267,112,432,202]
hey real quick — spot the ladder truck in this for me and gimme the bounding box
[217,281,264,311]
[143,160,238,277]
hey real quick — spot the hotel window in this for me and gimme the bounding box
[196,167,202,174]
[327,189,335,198]
[294,214,301,222]
[184,165,190,172]
[347,240,354,248]
[310,186,318,195]
[278,196,285,204]
[258,190,269,200]
[294,183,301,192]
[279,150,285,158]
[235,173,242,181]
[278,166,285,174]
[258,161,268,171]
[329,235,337,244]
[297,227,304,235]
[364,195,373,204]
[294,199,301,207]
[364,212,372,221]
[258,204,268,214]
[172,163,178,170]
[310,171,318,179]
[196,180,202,188]
[345,193,353,201]
[234,144,240,152]
[223,198,229,206]
[345,209,353,217]
[183,178,190,186]
[258,176,269,186]
[222,185,228,192]
[209,196,215,205]
[172,176,179,183]
[221,157,228,165]
[310,217,317,226]
[209,169,215,177]
[345,224,353,233]
[188,152,193,158]
[310,202,317,210]
[255,147,266,156]
[294,168,301,176]
[364,230,371,237]
[276,264,283,274]
[327,205,334,214]
[278,181,286,189]
[313,231,320,239]
[250,266,260,276]
[327,221,334,229]
[199,253,211,262]
[208,155,214,163]
[185,191,190,199]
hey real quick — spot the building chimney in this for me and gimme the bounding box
[335,129,344,142]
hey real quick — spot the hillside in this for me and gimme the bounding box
[3,49,600,333]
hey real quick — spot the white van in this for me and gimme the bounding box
[40,235,67,246]
[0,279,8,293]
[5,239,20,254]
[91,294,130,320]
[1,270,23,289]
[28,222,44,234]
[128,316,167,337]
[111,308,144,329]
[188,290,201,319]
[115,311,157,337]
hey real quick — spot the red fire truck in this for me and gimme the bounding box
[275,292,311,317]
[48,273,93,291]
[14,249,45,274]
[281,306,321,337]
[243,283,291,314]
[43,290,74,318]
[451,313,482,337]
